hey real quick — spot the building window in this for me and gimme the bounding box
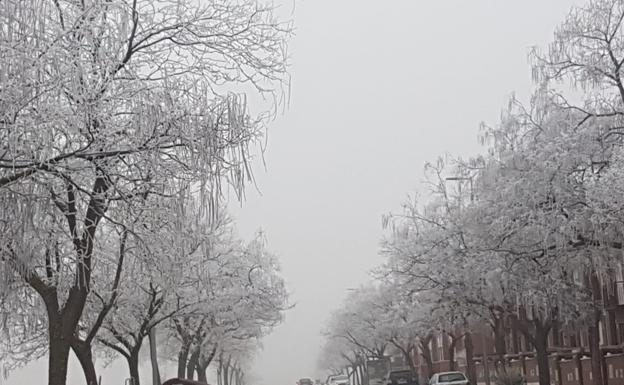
[580,331,587,348]
[617,264,624,305]
[618,323,624,345]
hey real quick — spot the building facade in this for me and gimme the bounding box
[412,271,624,385]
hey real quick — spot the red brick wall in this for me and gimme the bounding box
[507,359,524,376]
[606,354,624,385]
[524,358,539,384]
[559,359,579,385]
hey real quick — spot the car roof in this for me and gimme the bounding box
[437,372,464,375]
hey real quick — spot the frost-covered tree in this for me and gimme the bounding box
[325,286,391,361]
[378,2,624,385]
[0,0,291,383]
[162,231,288,383]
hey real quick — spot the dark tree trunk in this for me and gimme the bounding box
[419,335,434,380]
[464,332,477,385]
[589,317,605,385]
[359,364,366,385]
[49,321,71,385]
[236,369,243,385]
[492,316,507,370]
[19,175,109,385]
[198,366,208,384]
[406,346,417,375]
[511,323,520,354]
[353,365,361,385]
[72,340,98,385]
[395,343,417,377]
[187,348,200,380]
[196,345,218,384]
[178,342,190,379]
[44,280,90,385]
[575,354,585,385]
[148,328,161,385]
[534,323,551,385]
[447,334,461,372]
[229,364,235,385]
[589,272,606,385]
[128,349,141,385]
[223,360,230,385]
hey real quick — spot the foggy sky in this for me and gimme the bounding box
[5,1,585,384]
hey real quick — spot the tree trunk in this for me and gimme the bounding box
[353,365,360,385]
[420,336,434,380]
[198,365,208,384]
[223,360,230,385]
[229,364,236,385]
[511,323,520,354]
[575,354,584,385]
[398,344,417,376]
[128,349,141,385]
[464,332,477,385]
[178,342,190,379]
[236,369,242,385]
[72,340,98,385]
[49,322,71,385]
[196,348,217,385]
[492,316,507,371]
[238,368,245,385]
[534,324,551,385]
[447,335,459,372]
[589,270,606,385]
[148,328,161,385]
[187,348,200,380]
[589,317,605,385]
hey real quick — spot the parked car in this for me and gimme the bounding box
[428,372,469,385]
[298,378,315,385]
[327,374,350,385]
[162,379,210,385]
[384,369,418,385]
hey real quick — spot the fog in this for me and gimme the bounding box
[228,1,584,385]
[3,1,585,384]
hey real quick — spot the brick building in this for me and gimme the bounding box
[411,269,624,385]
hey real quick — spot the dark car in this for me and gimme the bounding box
[385,370,419,385]
[298,378,315,385]
[162,379,210,385]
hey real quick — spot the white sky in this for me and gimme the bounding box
[4,1,586,385]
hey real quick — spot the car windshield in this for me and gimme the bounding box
[438,373,466,382]
[300,379,313,385]
[333,376,348,380]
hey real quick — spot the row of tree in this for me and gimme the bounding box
[321,1,624,385]
[0,1,292,385]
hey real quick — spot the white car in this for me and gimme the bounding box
[327,374,350,385]
[428,372,469,385]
